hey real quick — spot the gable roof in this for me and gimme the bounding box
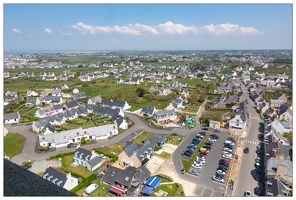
[141,107,155,115]
[134,165,151,184]
[64,100,79,109]
[103,165,135,187]
[74,147,93,161]
[4,112,20,120]
[42,166,67,188]
[124,142,144,157]
[87,156,102,168]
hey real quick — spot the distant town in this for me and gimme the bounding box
[4,50,292,197]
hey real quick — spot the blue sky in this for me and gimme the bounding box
[2,3,293,51]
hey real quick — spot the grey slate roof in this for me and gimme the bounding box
[87,156,102,168]
[73,92,86,100]
[26,97,38,104]
[141,107,155,115]
[74,147,93,161]
[42,166,67,188]
[103,165,135,187]
[266,179,289,196]
[134,165,151,184]
[4,112,20,120]
[64,100,79,110]
[4,159,76,196]
[124,142,144,157]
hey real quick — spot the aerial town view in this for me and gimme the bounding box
[2,3,293,197]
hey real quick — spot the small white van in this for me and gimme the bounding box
[85,183,98,195]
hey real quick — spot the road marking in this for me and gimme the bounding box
[245,140,258,145]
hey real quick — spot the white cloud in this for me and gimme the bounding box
[59,30,72,35]
[71,21,260,36]
[44,28,52,33]
[12,28,21,33]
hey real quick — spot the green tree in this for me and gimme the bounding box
[187,94,198,103]
[136,88,147,97]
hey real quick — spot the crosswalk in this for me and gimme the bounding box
[250,117,261,120]
[245,140,259,145]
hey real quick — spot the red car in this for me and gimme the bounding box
[219,158,230,165]
[199,132,206,136]
[131,122,135,126]
[199,151,207,156]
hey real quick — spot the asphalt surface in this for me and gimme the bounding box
[234,83,264,197]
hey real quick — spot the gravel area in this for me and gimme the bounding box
[29,159,62,175]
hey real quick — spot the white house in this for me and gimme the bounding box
[39,124,118,148]
[42,166,78,191]
[74,147,103,171]
[3,112,20,124]
[229,114,246,133]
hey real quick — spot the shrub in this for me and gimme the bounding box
[93,148,118,162]
[39,146,50,151]
[48,152,75,160]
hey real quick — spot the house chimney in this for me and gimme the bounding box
[66,172,71,178]
[133,151,137,155]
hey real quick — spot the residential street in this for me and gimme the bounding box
[234,83,264,197]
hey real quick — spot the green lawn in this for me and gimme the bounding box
[165,135,183,146]
[151,183,185,196]
[181,135,209,172]
[155,152,171,159]
[131,131,155,144]
[60,155,93,178]
[156,174,173,183]
[4,133,25,158]
[95,144,124,156]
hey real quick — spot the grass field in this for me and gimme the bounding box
[151,183,185,196]
[4,133,25,158]
[131,131,155,144]
[60,155,94,178]
[165,135,183,146]
[94,144,124,156]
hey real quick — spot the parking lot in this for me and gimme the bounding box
[181,129,237,193]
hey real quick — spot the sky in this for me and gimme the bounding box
[2,2,293,52]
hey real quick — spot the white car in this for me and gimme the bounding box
[85,184,98,194]
[208,138,217,142]
[216,170,226,175]
[195,158,205,164]
[222,151,232,155]
[222,154,232,159]
[194,161,204,166]
[212,175,224,183]
[191,163,202,169]
[197,133,204,138]
[222,147,232,152]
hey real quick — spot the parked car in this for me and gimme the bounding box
[195,157,205,164]
[203,145,211,151]
[222,154,232,159]
[219,158,230,165]
[199,148,209,153]
[171,132,178,136]
[183,151,192,157]
[187,145,197,150]
[196,133,204,138]
[213,128,220,133]
[256,167,261,174]
[199,151,208,156]
[67,143,77,148]
[254,187,262,196]
[187,148,195,153]
[202,127,209,131]
[212,175,224,183]
[227,137,236,143]
[188,170,199,176]
[191,163,202,169]
[132,131,138,135]
[191,140,200,145]
[244,191,251,197]
[210,134,219,139]
[199,132,206,136]
[208,138,217,143]
[219,162,229,168]
[85,184,98,195]
[204,141,213,146]
[256,149,261,154]
[244,147,249,154]
[255,174,261,181]
[216,169,226,175]
[255,157,261,163]
[224,143,233,149]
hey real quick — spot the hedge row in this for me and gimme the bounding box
[175,183,185,196]
[93,148,118,162]
[70,174,96,193]
[156,174,173,182]
[48,151,75,160]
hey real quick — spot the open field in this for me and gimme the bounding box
[4,133,25,158]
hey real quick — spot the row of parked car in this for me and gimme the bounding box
[212,137,235,183]
[254,143,262,182]
[182,131,207,157]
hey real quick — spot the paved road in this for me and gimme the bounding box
[234,83,264,197]
[6,111,191,165]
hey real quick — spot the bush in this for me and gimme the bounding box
[93,148,118,162]
[70,174,96,193]
[48,152,75,160]
[155,146,162,151]
[157,174,173,182]
[39,146,50,151]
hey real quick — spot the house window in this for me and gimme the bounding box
[236,123,239,126]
